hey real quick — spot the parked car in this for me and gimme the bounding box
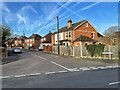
[12,47,22,54]
[39,44,44,51]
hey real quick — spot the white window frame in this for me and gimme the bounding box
[66,31,71,38]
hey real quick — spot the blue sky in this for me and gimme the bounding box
[1,2,118,37]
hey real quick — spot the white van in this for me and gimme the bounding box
[39,44,44,51]
[39,43,51,51]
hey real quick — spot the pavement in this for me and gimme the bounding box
[1,49,120,88]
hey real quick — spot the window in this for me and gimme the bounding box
[85,42,88,45]
[59,33,61,40]
[67,43,69,46]
[91,32,94,39]
[41,38,43,42]
[93,42,96,44]
[66,31,71,38]
[27,39,29,42]
[30,44,32,46]
[44,38,46,41]
[32,39,34,41]
[63,43,65,45]
[98,42,101,44]
[84,23,88,27]
[30,39,32,42]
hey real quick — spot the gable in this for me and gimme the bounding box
[74,20,97,32]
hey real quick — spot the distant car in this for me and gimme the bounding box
[12,47,22,54]
[39,44,44,51]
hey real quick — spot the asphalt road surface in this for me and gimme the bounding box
[2,50,120,88]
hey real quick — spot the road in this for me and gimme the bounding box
[2,50,120,88]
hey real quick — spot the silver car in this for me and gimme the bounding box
[12,47,22,54]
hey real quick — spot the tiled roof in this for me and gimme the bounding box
[73,35,96,42]
[54,20,86,34]
[28,34,42,39]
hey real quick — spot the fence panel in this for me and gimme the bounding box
[52,45,119,59]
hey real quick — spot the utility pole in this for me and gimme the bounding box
[57,16,60,54]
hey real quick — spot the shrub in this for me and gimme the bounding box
[85,44,105,57]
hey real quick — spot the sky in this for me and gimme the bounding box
[1,1,118,37]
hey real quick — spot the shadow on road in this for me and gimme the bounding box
[1,53,20,65]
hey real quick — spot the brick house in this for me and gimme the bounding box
[40,31,52,46]
[51,18,103,46]
[14,36,27,47]
[25,34,42,49]
[6,37,17,48]
[40,31,52,52]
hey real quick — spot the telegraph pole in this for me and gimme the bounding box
[57,16,60,54]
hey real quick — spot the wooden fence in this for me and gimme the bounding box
[51,45,119,59]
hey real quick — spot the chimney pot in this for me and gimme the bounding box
[67,18,72,28]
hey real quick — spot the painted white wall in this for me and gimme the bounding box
[55,32,63,44]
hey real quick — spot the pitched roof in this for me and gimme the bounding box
[41,32,52,43]
[16,36,27,41]
[97,32,103,37]
[28,34,42,39]
[54,20,86,34]
[73,35,96,42]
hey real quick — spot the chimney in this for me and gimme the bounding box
[67,18,72,28]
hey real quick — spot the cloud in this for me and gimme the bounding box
[5,13,18,23]
[36,1,84,34]
[17,13,28,31]
[21,5,38,14]
[58,2,83,19]
[37,1,73,33]
[0,3,10,13]
[78,2,102,12]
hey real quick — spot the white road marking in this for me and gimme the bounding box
[69,68,80,72]
[0,76,10,79]
[89,67,99,70]
[109,81,120,85]
[112,65,120,68]
[14,74,28,78]
[31,53,47,60]
[97,66,107,69]
[38,56,47,60]
[45,72,56,75]
[57,70,68,73]
[51,61,71,71]
[29,73,42,76]
[105,66,113,68]
[50,55,59,57]
[79,67,91,71]
[2,65,118,79]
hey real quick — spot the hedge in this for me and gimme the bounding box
[85,44,105,57]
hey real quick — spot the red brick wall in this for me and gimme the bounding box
[51,35,55,46]
[74,21,98,40]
